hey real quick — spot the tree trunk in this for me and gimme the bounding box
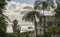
[13,25,17,33]
[34,16,38,37]
[43,10,46,37]
[17,29,20,37]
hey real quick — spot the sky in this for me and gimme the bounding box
[11,0,35,4]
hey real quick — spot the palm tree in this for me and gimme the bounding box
[34,0,56,37]
[17,25,21,37]
[13,19,21,37]
[34,0,55,10]
[13,19,18,33]
[34,1,48,37]
[22,11,41,37]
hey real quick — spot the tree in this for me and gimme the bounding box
[34,0,55,10]
[50,25,57,35]
[13,19,18,33]
[13,19,21,37]
[49,25,60,37]
[34,0,56,37]
[22,11,41,37]
[54,3,60,37]
[55,3,60,23]
[34,1,48,37]
[17,25,21,37]
[0,0,7,37]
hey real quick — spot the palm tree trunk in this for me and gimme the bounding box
[43,10,46,37]
[34,21,38,37]
[34,16,38,37]
[13,25,17,33]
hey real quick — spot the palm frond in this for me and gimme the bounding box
[34,0,55,10]
[34,1,48,10]
[3,14,12,22]
[22,11,41,22]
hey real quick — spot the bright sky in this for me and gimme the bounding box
[12,0,35,4]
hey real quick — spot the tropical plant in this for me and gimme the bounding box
[34,1,48,37]
[0,0,7,37]
[54,3,60,37]
[22,11,41,37]
[50,25,57,35]
[13,19,18,33]
[17,25,21,37]
[54,3,60,23]
[34,0,55,10]
[34,0,56,37]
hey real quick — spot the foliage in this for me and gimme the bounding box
[22,11,41,22]
[56,29,60,35]
[0,0,6,9]
[22,10,41,37]
[13,19,18,33]
[6,33,17,37]
[55,3,60,22]
[6,31,33,37]
[34,0,55,10]
[0,0,6,37]
[50,25,58,35]
[54,2,60,36]
[49,25,60,36]
[34,1,48,10]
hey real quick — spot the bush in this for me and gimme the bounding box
[6,33,17,37]
[6,31,33,37]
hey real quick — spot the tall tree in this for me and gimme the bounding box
[34,1,48,37]
[0,0,6,37]
[13,19,18,33]
[22,11,41,37]
[13,19,21,37]
[55,3,60,23]
[34,0,55,37]
[54,4,60,37]
[17,25,21,37]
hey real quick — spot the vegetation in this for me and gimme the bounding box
[13,19,18,33]
[0,0,6,37]
[34,1,49,37]
[0,0,60,37]
[55,3,60,23]
[34,0,59,37]
[53,2,60,37]
[13,19,21,37]
[22,11,41,37]
[6,31,33,37]
[0,0,11,37]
